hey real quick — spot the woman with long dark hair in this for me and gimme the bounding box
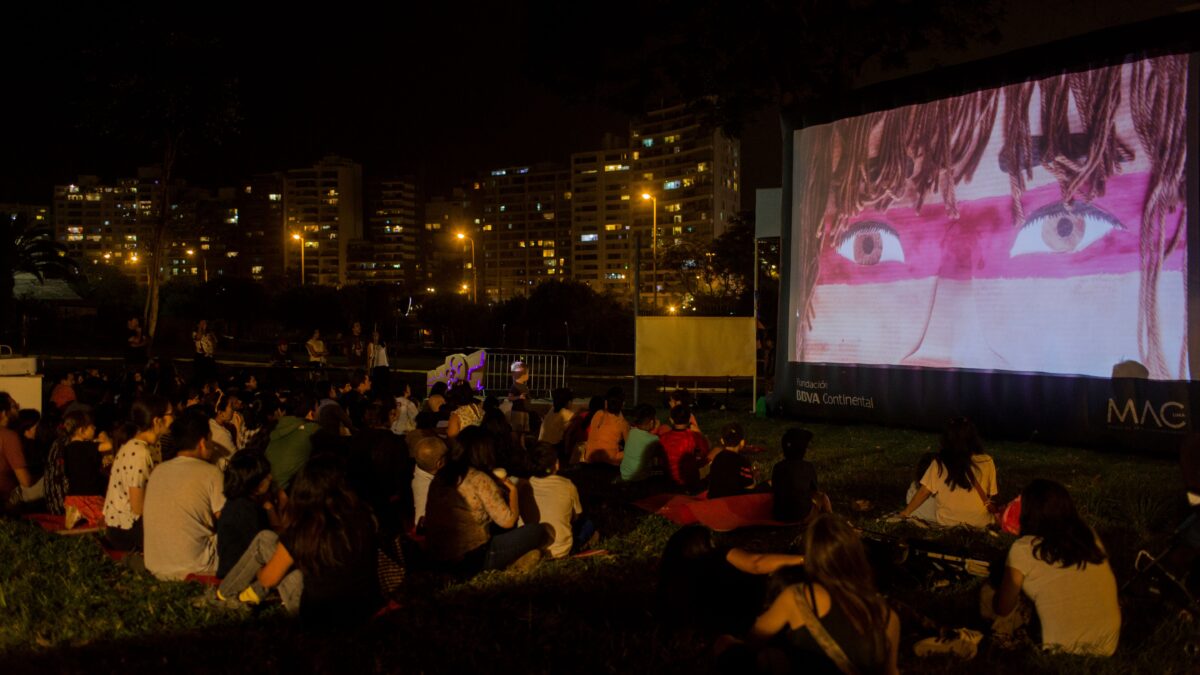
[747,514,899,674]
[990,479,1120,656]
[897,417,998,528]
[216,454,380,622]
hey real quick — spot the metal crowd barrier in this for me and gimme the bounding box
[482,352,567,400]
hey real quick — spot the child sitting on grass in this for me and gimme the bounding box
[658,388,702,436]
[659,404,712,492]
[519,442,595,558]
[771,428,829,523]
[707,423,757,499]
[620,404,660,483]
[217,452,278,579]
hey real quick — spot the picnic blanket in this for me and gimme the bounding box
[633,492,792,532]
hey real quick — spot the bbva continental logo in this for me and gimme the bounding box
[1107,398,1187,430]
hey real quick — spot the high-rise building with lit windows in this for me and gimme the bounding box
[235,173,285,281]
[51,168,165,280]
[282,155,363,287]
[569,140,636,296]
[627,103,740,303]
[349,177,419,286]
[0,203,50,226]
[473,164,571,302]
[422,187,479,294]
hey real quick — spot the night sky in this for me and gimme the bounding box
[0,1,1187,210]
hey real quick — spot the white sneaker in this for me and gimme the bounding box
[913,628,983,660]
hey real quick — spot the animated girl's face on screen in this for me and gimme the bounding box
[795,56,1190,380]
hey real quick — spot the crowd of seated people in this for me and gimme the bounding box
[0,363,1131,661]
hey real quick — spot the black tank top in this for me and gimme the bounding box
[785,584,888,675]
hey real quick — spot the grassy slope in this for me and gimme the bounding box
[1,414,1196,674]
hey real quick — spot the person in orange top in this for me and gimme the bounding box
[49,372,77,410]
[585,388,628,465]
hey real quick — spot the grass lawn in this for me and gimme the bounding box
[1,413,1197,674]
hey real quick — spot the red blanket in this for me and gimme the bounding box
[633,492,791,532]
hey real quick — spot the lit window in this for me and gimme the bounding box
[226,251,239,258]
[603,164,629,172]
[491,169,507,177]
[580,234,598,242]
[244,186,253,194]
[605,224,620,231]
[269,194,281,201]
[642,138,654,147]
[696,162,708,173]
[499,205,506,212]
[483,224,493,231]
[632,151,639,160]
[543,249,555,257]
[663,180,681,190]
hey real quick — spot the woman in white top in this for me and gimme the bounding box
[391,382,419,436]
[103,395,174,551]
[897,417,997,528]
[305,329,328,366]
[992,479,1120,656]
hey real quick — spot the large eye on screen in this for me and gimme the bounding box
[835,221,905,265]
[1009,203,1122,257]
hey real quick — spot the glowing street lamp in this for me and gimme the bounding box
[456,232,478,303]
[641,192,658,310]
[292,233,305,285]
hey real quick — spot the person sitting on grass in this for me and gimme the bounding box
[562,395,604,464]
[585,388,628,466]
[411,435,449,529]
[422,381,448,417]
[904,452,940,524]
[264,393,317,493]
[103,395,174,551]
[657,524,806,635]
[707,423,758,499]
[519,442,594,559]
[216,454,381,623]
[895,416,998,529]
[217,452,278,579]
[538,387,575,450]
[0,393,34,512]
[659,388,702,436]
[424,426,544,575]
[771,428,831,523]
[620,404,661,483]
[143,408,226,580]
[986,479,1120,656]
[659,404,712,492]
[45,410,112,516]
[445,382,484,440]
[731,514,900,675]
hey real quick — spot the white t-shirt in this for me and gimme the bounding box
[412,465,434,522]
[103,439,156,530]
[1007,535,1120,656]
[143,456,227,580]
[209,419,236,456]
[392,397,418,435]
[519,475,582,558]
[918,454,997,528]
[369,343,389,368]
[538,408,575,446]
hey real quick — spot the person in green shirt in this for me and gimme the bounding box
[620,404,661,482]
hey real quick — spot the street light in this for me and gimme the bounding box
[186,248,208,282]
[640,192,658,310]
[456,232,477,303]
[291,233,305,285]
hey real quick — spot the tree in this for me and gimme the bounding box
[79,24,240,351]
[660,218,756,315]
[0,214,78,338]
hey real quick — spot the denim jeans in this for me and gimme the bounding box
[218,530,304,613]
[482,523,544,571]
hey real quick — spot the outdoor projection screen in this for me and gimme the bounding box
[781,51,1199,447]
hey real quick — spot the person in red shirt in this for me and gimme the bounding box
[659,404,713,492]
[0,392,33,509]
[49,372,77,411]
